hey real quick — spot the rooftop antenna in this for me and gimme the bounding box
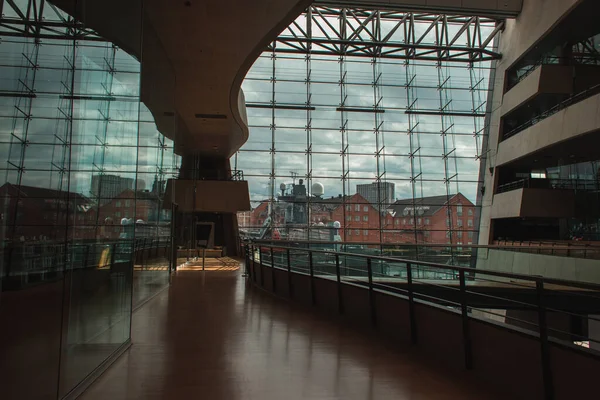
[290,171,299,185]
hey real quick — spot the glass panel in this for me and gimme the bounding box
[238,14,488,268]
[0,3,173,398]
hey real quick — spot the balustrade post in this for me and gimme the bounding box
[243,244,250,278]
[251,245,256,283]
[309,251,315,306]
[367,258,376,327]
[536,279,554,400]
[287,248,293,298]
[459,269,473,370]
[407,262,417,345]
[259,247,264,287]
[335,253,343,314]
[270,246,276,294]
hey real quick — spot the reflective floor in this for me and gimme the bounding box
[81,264,504,400]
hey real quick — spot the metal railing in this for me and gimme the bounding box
[505,56,568,92]
[243,240,600,399]
[502,82,600,141]
[493,239,600,258]
[246,238,600,261]
[496,178,600,194]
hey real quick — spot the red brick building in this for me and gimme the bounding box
[330,194,381,243]
[0,183,95,241]
[244,192,476,245]
[384,193,476,245]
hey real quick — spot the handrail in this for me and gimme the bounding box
[248,238,600,251]
[496,177,600,194]
[246,238,600,261]
[502,82,600,141]
[245,240,600,292]
[505,56,569,92]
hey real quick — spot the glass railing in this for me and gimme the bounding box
[0,236,172,398]
[0,237,171,290]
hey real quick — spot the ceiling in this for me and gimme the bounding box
[50,0,312,159]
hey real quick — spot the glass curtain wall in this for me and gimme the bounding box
[0,1,178,398]
[236,6,497,265]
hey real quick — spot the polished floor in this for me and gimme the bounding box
[80,265,504,400]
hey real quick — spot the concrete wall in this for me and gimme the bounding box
[478,0,584,246]
[498,0,580,69]
[476,248,600,283]
[164,179,251,212]
[490,189,523,219]
[491,188,576,219]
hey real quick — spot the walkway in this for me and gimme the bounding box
[81,265,503,400]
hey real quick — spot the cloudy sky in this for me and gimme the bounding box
[237,55,490,207]
[0,36,178,198]
[234,8,496,208]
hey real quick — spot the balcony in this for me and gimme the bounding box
[491,187,576,219]
[496,90,600,167]
[501,64,573,117]
[496,178,600,194]
[163,170,251,213]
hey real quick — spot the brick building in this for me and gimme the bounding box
[385,193,476,245]
[0,183,95,241]
[245,192,476,245]
[330,194,381,243]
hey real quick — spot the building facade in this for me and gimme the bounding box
[356,182,396,209]
[477,0,600,283]
[90,174,134,205]
[248,191,475,247]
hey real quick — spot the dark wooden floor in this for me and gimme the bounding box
[80,266,504,400]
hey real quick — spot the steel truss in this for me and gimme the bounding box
[0,0,103,42]
[270,5,504,62]
[1,2,503,62]
[572,36,600,65]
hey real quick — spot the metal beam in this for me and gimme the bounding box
[0,0,102,42]
[315,0,522,19]
[274,5,502,62]
[1,3,502,63]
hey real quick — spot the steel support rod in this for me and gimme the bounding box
[537,279,554,400]
[407,262,418,345]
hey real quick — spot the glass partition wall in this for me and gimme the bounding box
[236,5,500,265]
[0,1,179,398]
